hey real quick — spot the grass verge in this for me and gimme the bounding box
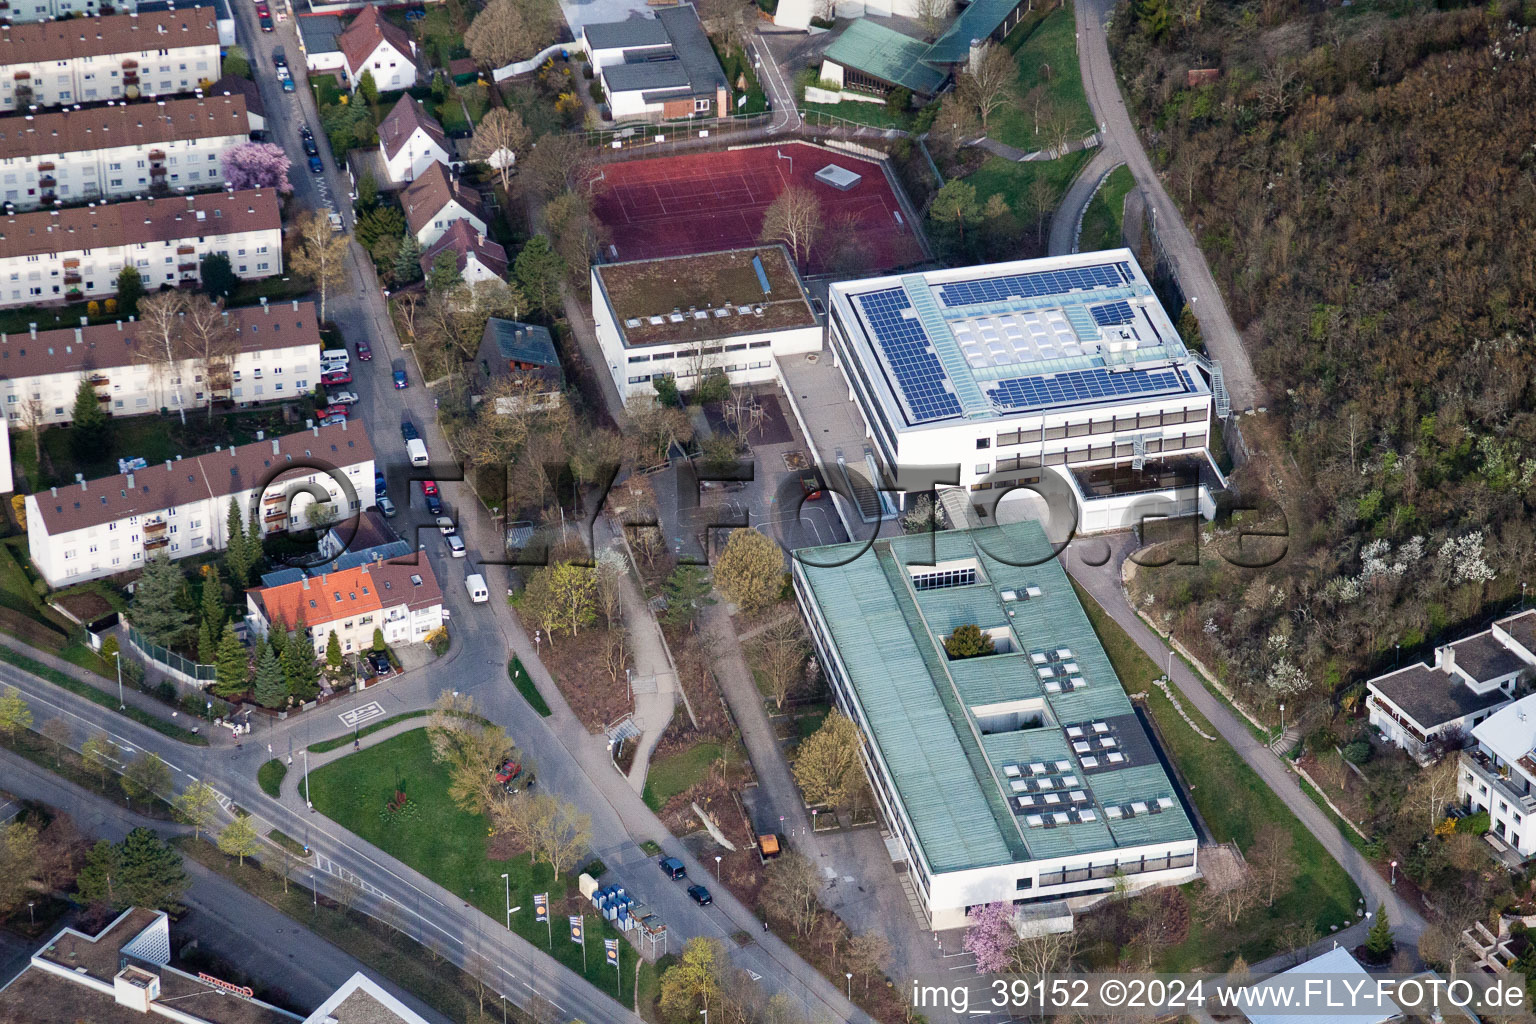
[176,836,518,1024]
[258,759,288,798]
[267,829,311,858]
[1071,580,1361,969]
[0,645,207,744]
[508,658,552,717]
[307,711,429,753]
[962,148,1092,217]
[1078,164,1135,251]
[1,726,174,818]
[308,728,654,1002]
[641,741,722,812]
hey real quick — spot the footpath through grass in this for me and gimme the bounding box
[308,728,653,1004]
[1071,580,1361,970]
[1079,164,1135,251]
[0,645,207,744]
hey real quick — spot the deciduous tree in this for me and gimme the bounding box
[658,938,724,1021]
[957,42,1016,130]
[120,753,171,805]
[469,107,531,193]
[714,528,784,612]
[222,141,293,192]
[759,185,822,267]
[135,290,189,421]
[290,210,349,321]
[81,731,120,784]
[752,617,808,710]
[791,709,862,808]
[173,781,221,840]
[963,902,1018,973]
[761,852,821,937]
[217,814,260,867]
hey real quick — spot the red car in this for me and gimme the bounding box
[421,480,438,497]
[321,370,352,386]
[321,403,351,418]
[356,339,372,361]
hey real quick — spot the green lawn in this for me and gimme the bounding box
[641,741,723,812]
[258,759,288,798]
[1071,581,1361,970]
[308,729,650,1003]
[508,658,553,717]
[962,148,1092,217]
[801,100,911,130]
[988,3,1095,152]
[1078,164,1135,251]
[308,711,430,753]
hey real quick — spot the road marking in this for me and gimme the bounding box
[338,701,386,728]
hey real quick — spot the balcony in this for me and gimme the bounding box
[1462,749,1536,816]
[142,517,166,534]
[143,536,168,550]
[36,161,52,173]
[177,262,197,273]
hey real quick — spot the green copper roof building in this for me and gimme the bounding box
[791,520,1198,931]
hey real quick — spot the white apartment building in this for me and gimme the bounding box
[0,188,281,307]
[0,9,222,112]
[1368,609,1535,762]
[1460,691,1536,859]
[0,299,322,426]
[25,420,376,586]
[591,245,821,401]
[822,249,1223,536]
[245,558,444,654]
[2,0,138,25]
[0,95,250,208]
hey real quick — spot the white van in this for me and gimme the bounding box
[320,347,350,364]
[407,438,428,466]
[465,573,488,603]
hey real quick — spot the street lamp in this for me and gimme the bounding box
[1390,860,1398,885]
[114,650,124,709]
[205,700,212,722]
[303,748,312,810]
[700,1011,708,1024]
[714,855,721,880]
[1279,703,1286,741]
[845,972,853,1000]
[501,872,511,931]
[27,902,34,926]
[626,668,632,704]
[1165,649,1173,679]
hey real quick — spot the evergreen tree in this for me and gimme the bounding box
[372,627,386,652]
[129,555,192,649]
[1364,905,1395,963]
[245,501,264,575]
[70,378,109,458]
[115,827,190,912]
[393,235,424,284]
[283,613,319,701]
[224,498,249,587]
[197,619,216,665]
[267,616,289,661]
[115,266,145,317]
[253,642,287,709]
[200,568,224,635]
[427,249,463,293]
[326,629,343,669]
[73,839,122,907]
[357,69,379,106]
[212,623,249,698]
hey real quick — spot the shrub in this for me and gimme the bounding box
[589,81,604,103]
[1456,811,1491,835]
[1342,740,1372,765]
[944,624,995,659]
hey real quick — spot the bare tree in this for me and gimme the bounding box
[753,617,807,710]
[1246,822,1294,906]
[602,624,629,683]
[395,292,422,340]
[179,296,239,418]
[136,291,190,423]
[18,395,43,471]
[759,186,823,267]
[1406,755,1461,826]
[1012,928,1077,979]
[468,108,532,193]
[1256,61,1299,118]
[912,0,949,37]
[957,42,1016,132]
[290,210,349,322]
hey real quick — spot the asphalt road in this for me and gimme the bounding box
[0,747,451,1023]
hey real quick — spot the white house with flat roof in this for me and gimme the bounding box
[792,521,1198,931]
[1367,609,1535,762]
[591,244,821,401]
[1239,947,1401,1024]
[822,250,1223,537]
[1459,690,1536,858]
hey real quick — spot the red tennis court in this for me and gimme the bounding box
[590,143,925,275]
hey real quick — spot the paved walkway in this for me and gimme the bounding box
[1070,0,1261,410]
[1047,146,1125,256]
[975,132,1098,164]
[1062,536,1424,947]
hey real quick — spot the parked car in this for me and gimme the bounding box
[281,76,296,92]
[446,534,465,558]
[435,516,455,535]
[659,857,686,880]
[300,124,313,140]
[259,13,273,30]
[400,420,419,442]
[421,480,438,497]
[686,884,712,906]
[368,650,392,675]
[319,414,346,426]
[424,494,443,515]
[356,339,372,361]
[255,3,269,15]
[321,403,351,418]
[321,370,352,386]
[272,47,286,67]
[377,496,397,517]
[327,390,359,405]
[374,472,387,498]
[302,136,319,157]
[392,369,408,388]
[492,758,522,789]
[308,155,323,174]
[320,360,348,375]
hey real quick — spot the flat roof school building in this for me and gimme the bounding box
[823,250,1224,535]
[792,522,1198,931]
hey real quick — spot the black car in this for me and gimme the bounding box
[272,47,287,67]
[367,650,392,675]
[425,494,443,515]
[400,420,419,442]
[658,856,686,880]
[686,884,712,906]
[300,124,314,139]
[302,136,319,156]
[258,14,273,30]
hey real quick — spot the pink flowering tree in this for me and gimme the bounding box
[963,902,1018,974]
[221,142,292,193]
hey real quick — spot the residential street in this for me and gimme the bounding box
[1062,535,1426,946]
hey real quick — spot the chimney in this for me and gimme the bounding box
[305,419,313,429]
[1437,645,1455,672]
[127,472,135,488]
[77,475,86,490]
[50,486,56,497]
[292,299,299,311]
[28,323,36,338]
[164,461,172,471]
[79,316,87,326]
[968,37,984,73]
[312,425,319,436]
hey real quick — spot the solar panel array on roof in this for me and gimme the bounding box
[937,262,1130,308]
[856,287,963,423]
[1089,300,1135,326]
[986,366,1185,412]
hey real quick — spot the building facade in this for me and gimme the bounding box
[1459,691,1536,858]
[591,245,821,401]
[579,4,727,121]
[339,5,417,92]
[2,0,139,25]
[420,218,505,284]
[377,93,447,183]
[793,523,1198,931]
[0,300,322,426]
[1367,609,1535,761]
[401,161,485,246]
[25,420,375,586]
[822,250,1222,536]
[0,9,222,112]
[0,95,250,208]
[0,188,280,307]
[245,558,444,654]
